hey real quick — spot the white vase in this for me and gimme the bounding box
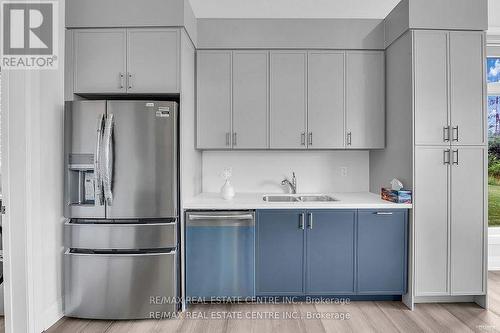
[220,179,235,200]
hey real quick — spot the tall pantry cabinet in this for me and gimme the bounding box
[413,30,486,298]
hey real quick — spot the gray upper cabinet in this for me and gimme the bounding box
[196,51,232,149]
[413,31,448,145]
[307,52,345,149]
[232,51,269,149]
[413,30,485,146]
[73,28,179,94]
[270,51,307,149]
[126,29,179,93]
[73,29,127,94]
[196,49,385,150]
[449,32,485,146]
[346,51,385,149]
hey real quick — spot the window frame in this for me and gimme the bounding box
[488,44,500,95]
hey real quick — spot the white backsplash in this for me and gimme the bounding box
[202,151,370,193]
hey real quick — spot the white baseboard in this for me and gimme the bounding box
[414,295,476,303]
[42,298,63,332]
[489,227,500,271]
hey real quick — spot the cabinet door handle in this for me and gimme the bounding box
[299,213,305,230]
[452,149,459,165]
[307,213,313,229]
[225,132,231,146]
[233,132,237,146]
[119,73,124,89]
[443,149,451,165]
[127,72,133,89]
[443,126,450,142]
[452,126,459,142]
[347,132,352,146]
[374,212,393,215]
[301,132,306,146]
[308,132,313,146]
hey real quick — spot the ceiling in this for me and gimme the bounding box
[188,0,402,19]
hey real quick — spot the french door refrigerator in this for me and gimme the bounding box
[63,100,178,320]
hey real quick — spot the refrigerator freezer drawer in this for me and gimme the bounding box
[65,249,177,320]
[65,220,177,249]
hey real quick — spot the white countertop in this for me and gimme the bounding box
[183,192,412,210]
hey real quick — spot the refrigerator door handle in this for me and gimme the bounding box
[95,114,105,205]
[102,113,114,206]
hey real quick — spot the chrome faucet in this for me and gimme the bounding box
[281,172,297,194]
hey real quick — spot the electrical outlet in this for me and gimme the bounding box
[340,167,348,177]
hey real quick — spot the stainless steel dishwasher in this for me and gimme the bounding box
[186,211,255,299]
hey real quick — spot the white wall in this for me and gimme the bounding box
[180,31,202,201]
[1,0,65,332]
[202,151,369,193]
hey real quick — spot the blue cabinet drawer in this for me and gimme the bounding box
[357,210,408,295]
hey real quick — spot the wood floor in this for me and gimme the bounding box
[45,272,500,333]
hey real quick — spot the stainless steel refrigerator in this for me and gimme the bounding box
[63,100,178,320]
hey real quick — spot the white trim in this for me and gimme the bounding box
[488,83,500,95]
[0,67,14,333]
[42,298,64,331]
[488,227,500,270]
[487,31,500,43]
[414,295,476,303]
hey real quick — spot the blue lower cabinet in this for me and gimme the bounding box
[357,210,408,295]
[306,210,356,294]
[256,208,408,297]
[256,210,305,295]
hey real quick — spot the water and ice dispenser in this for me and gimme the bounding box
[67,153,96,206]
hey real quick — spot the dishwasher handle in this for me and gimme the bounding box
[187,212,255,227]
[187,214,254,221]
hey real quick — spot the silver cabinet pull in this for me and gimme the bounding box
[452,149,459,165]
[119,73,124,89]
[225,132,231,146]
[443,149,451,165]
[308,213,313,229]
[127,72,133,89]
[308,132,313,146]
[452,126,459,142]
[347,132,352,146]
[233,132,237,146]
[299,213,305,230]
[443,126,450,142]
[301,132,306,146]
[374,212,393,215]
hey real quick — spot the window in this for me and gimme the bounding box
[488,57,500,226]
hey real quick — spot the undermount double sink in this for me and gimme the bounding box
[262,194,338,203]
